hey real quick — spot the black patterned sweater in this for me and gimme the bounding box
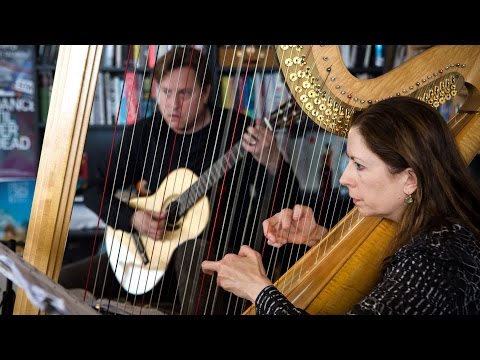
[256,223,480,315]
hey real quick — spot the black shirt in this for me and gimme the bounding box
[256,223,480,315]
[85,107,300,256]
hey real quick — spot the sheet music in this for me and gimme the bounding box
[0,242,98,315]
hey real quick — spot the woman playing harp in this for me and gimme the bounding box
[202,96,480,315]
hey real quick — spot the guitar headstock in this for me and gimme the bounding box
[263,98,302,131]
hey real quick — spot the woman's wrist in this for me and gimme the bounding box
[249,279,274,303]
[306,225,329,247]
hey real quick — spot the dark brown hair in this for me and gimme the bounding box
[153,46,212,88]
[350,96,480,250]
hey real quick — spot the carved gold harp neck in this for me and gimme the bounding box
[276,45,480,137]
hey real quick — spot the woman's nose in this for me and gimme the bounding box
[339,163,351,187]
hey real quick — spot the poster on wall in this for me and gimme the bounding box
[0,179,35,242]
[0,45,38,178]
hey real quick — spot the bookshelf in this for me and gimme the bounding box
[35,45,159,192]
[36,45,156,128]
[210,45,399,194]
[213,45,287,120]
[35,45,160,264]
[340,44,398,78]
[28,44,480,273]
[34,45,404,197]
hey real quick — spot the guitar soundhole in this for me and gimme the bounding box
[164,200,182,232]
[166,219,182,232]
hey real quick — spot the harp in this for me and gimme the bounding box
[14,46,102,314]
[244,45,480,314]
[12,45,480,315]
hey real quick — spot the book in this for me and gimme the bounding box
[123,71,139,125]
[0,178,35,242]
[0,45,38,178]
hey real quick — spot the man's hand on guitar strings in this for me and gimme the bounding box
[242,119,281,176]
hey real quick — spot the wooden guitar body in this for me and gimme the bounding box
[105,168,210,295]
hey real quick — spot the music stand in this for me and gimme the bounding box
[0,240,16,315]
[0,241,98,315]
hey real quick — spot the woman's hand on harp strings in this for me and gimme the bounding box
[242,119,281,176]
[131,210,168,240]
[262,205,329,248]
[201,245,273,303]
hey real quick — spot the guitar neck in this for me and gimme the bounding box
[172,100,298,218]
[175,141,245,217]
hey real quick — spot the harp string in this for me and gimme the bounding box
[270,45,355,293]
[219,46,308,314]
[123,44,175,309]
[87,45,195,312]
[144,45,219,313]
[87,44,136,305]
[156,46,208,312]
[263,47,297,279]
[266,45,479,312]
[82,45,325,314]
[260,46,302,295]
[168,46,215,313]
[138,45,266,314]
[131,45,173,311]
[266,46,317,289]
[231,45,291,313]
[212,45,283,314]
[194,45,244,314]
[135,45,172,308]
[216,45,290,314]
[177,45,243,314]
[278,79,356,292]
[102,44,159,310]
[207,45,261,314]
[115,45,161,302]
[133,45,200,308]
[118,45,158,301]
[138,45,216,313]
[199,45,263,314]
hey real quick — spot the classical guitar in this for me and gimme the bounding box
[105,100,300,295]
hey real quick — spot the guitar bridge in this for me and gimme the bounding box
[132,232,149,265]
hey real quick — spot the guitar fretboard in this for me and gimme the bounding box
[175,142,245,217]
[168,99,298,220]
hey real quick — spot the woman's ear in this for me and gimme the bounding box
[403,168,418,195]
